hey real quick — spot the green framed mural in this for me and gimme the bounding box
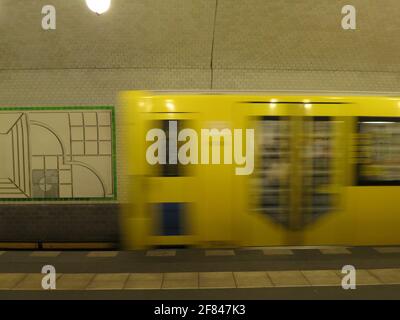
[0,106,117,201]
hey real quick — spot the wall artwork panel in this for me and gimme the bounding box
[0,107,116,201]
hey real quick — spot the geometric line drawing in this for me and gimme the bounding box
[0,113,30,198]
[0,106,116,201]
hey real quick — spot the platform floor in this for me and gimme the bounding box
[0,246,400,299]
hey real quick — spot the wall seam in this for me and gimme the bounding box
[210,0,219,90]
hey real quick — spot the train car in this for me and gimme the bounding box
[119,91,400,249]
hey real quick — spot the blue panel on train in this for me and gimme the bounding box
[160,203,184,236]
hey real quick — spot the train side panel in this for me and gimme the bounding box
[120,91,400,248]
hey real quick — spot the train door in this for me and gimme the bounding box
[299,116,340,229]
[234,102,341,246]
[126,110,201,248]
[124,97,237,249]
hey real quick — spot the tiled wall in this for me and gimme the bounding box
[0,0,399,242]
[0,204,119,242]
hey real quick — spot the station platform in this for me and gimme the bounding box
[0,246,400,299]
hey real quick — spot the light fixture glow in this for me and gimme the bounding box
[166,100,175,111]
[269,99,277,109]
[85,0,111,15]
[304,103,312,110]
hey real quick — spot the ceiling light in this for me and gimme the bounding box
[85,0,111,15]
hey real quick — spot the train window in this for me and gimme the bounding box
[251,116,291,226]
[301,117,334,220]
[356,117,400,186]
[147,120,188,177]
[161,120,180,177]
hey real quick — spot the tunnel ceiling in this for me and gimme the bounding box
[0,0,399,100]
[1,0,399,72]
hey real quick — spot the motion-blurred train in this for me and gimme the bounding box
[119,91,400,249]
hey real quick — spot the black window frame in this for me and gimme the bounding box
[356,116,400,186]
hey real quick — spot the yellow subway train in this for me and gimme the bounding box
[119,91,400,249]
